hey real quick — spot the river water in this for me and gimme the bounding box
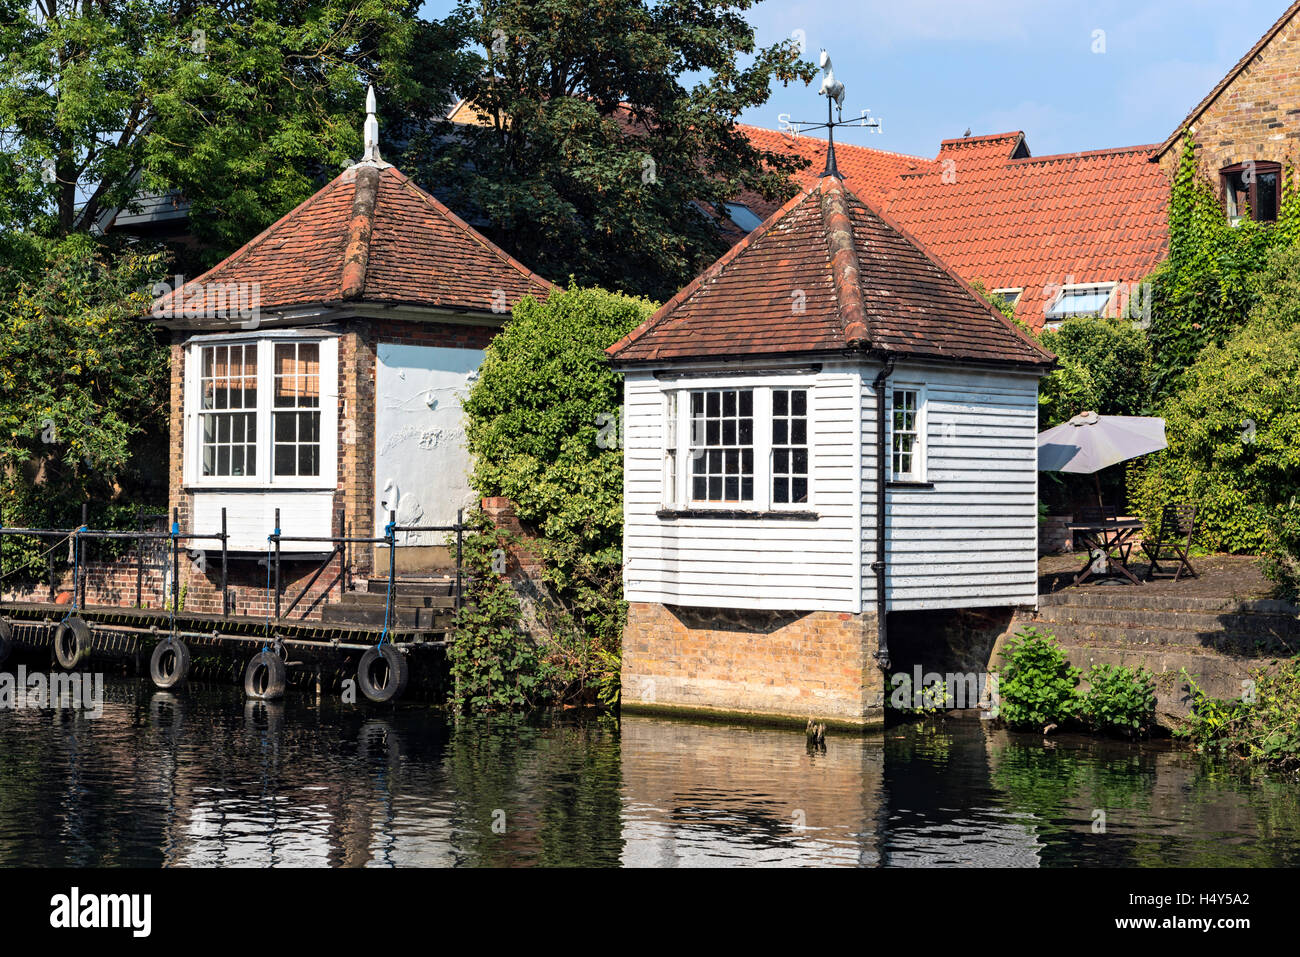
[0,677,1296,867]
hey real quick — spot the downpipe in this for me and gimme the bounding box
[872,358,896,671]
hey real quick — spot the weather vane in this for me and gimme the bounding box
[781,50,882,179]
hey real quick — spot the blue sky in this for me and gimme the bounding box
[417,0,1289,159]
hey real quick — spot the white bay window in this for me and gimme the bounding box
[185,334,338,490]
[663,382,812,511]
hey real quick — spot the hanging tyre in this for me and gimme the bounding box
[244,650,286,701]
[0,620,12,667]
[357,644,409,704]
[149,638,192,690]
[53,617,91,670]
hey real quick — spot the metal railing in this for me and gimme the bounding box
[0,505,468,632]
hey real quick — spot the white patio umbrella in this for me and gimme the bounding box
[1037,411,1167,507]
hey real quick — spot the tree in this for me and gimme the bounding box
[1131,256,1300,558]
[462,283,654,658]
[1037,316,1151,429]
[418,0,816,301]
[0,233,170,575]
[0,0,465,260]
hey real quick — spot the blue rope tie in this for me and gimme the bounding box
[378,520,396,649]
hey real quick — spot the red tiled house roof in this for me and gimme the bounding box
[607,176,1053,369]
[152,162,554,327]
[739,131,1170,329]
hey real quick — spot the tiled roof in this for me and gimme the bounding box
[741,131,1170,329]
[151,162,553,325]
[607,176,1054,369]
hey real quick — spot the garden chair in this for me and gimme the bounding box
[1141,504,1199,582]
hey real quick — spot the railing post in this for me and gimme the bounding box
[334,508,344,604]
[135,507,145,608]
[274,507,282,622]
[171,507,180,617]
[386,509,396,634]
[455,508,463,613]
[78,502,88,609]
[220,507,229,617]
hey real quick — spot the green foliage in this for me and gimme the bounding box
[1078,663,1157,737]
[994,628,1081,730]
[1130,314,1300,556]
[449,513,550,712]
[1178,662,1300,772]
[422,0,817,300]
[0,0,460,258]
[886,672,951,715]
[0,233,169,576]
[1037,316,1152,428]
[463,284,654,678]
[1147,133,1300,402]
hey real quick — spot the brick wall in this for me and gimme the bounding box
[1157,13,1300,178]
[622,602,884,728]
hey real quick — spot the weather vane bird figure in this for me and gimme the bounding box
[818,50,845,114]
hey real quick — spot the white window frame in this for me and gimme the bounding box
[991,287,1023,309]
[183,332,339,491]
[1044,282,1118,327]
[889,384,927,483]
[661,377,815,511]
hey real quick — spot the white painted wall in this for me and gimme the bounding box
[620,359,1041,616]
[373,343,484,543]
[192,490,335,553]
[622,362,863,613]
[863,363,1041,612]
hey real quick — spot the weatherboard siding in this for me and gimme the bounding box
[622,364,862,613]
[862,365,1041,612]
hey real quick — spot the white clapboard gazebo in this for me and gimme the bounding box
[607,167,1055,728]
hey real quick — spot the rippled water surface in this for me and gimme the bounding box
[0,677,1297,867]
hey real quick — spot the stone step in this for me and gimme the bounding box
[320,603,452,630]
[1038,590,1297,616]
[363,577,459,599]
[1018,618,1297,658]
[1033,603,1300,642]
[341,592,457,610]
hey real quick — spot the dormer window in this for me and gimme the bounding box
[1222,161,1280,225]
[1044,283,1116,328]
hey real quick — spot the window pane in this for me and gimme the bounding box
[688,388,755,503]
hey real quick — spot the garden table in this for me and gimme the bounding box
[1068,518,1146,586]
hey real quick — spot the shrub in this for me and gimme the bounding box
[1037,315,1152,429]
[993,628,1081,730]
[462,283,655,703]
[1130,317,1300,557]
[448,514,550,712]
[1179,661,1300,772]
[1078,663,1157,737]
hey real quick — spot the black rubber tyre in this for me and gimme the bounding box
[243,650,286,701]
[53,616,91,670]
[357,644,409,704]
[149,638,192,689]
[0,619,12,667]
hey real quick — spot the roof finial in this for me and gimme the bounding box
[363,83,381,163]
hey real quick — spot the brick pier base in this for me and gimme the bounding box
[621,602,884,729]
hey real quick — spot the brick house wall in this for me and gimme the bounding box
[621,602,885,729]
[1156,10,1300,179]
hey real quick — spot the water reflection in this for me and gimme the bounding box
[0,678,1296,867]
